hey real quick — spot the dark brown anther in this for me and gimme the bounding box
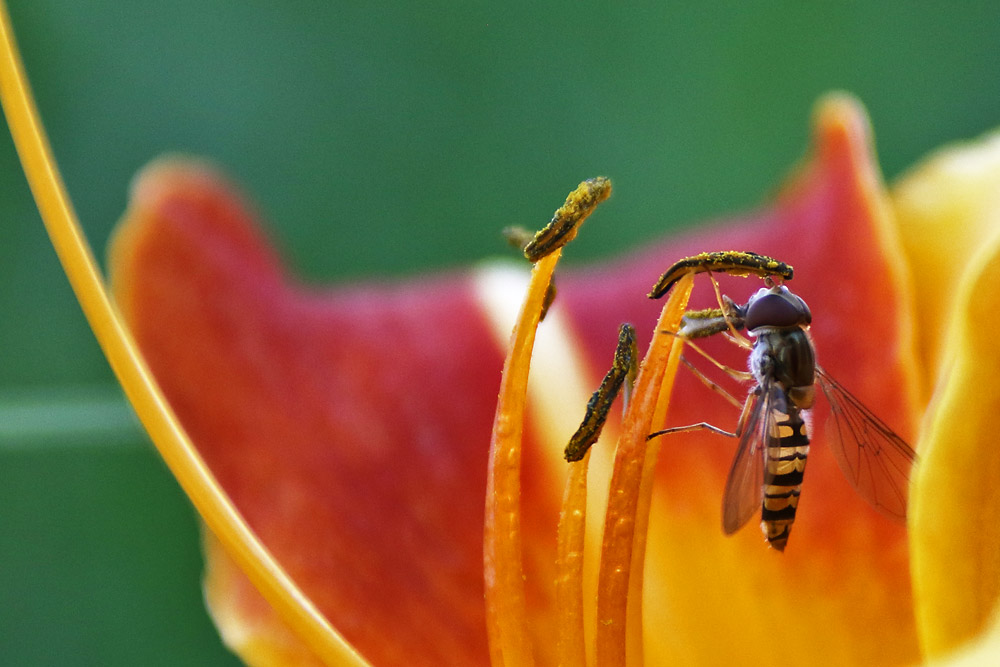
[564,322,637,462]
[539,281,557,322]
[502,225,535,252]
[648,251,793,299]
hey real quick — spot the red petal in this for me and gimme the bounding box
[111,159,502,665]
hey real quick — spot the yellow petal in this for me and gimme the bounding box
[907,209,1000,658]
[893,131,1000,385]
[929,605,1000,665]
[203,532,325,666]
[894,128,1000,659]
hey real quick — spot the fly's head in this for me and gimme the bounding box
[743,285,812,333]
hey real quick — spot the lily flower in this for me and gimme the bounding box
[2,1,1000,662]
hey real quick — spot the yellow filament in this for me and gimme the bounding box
[0,4,367,665]
[595,274,693,667]
[484,250,561,667]
[626,331,686,666]
[555,453,590,666]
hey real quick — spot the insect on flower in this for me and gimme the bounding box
[563,251,796,464]
[647,251,918,551]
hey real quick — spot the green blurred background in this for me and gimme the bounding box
[1,2,998,664]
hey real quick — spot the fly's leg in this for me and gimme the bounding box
[680,356,743,409]
[670,291,748,349]
[666,333,754,383]
[642,251,793,451]
[647,249,794,350]
[706,272,753,351]
[647,390,756,441]
[659,306,755,407]
[646,422,737,439]
[564,323,637,462]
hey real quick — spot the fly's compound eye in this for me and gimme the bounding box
[744,289,812,330]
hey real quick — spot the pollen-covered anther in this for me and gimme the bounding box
[523,177,612,262]
[564,322,637,462]
[648,250,794,299]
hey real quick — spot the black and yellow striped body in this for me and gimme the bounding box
[750,327,816,551]
[761,397,810,551]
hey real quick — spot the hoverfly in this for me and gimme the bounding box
[649,263,918,551]
[563,251,795,463]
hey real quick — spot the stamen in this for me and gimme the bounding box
[596,273,694,666]
[504,225,558,321]
[523,177,612,262]
[555,450,591,667]
[647,250,793,299]
[565,324,637,462]
[484,251,558,667]
[556,323,636,666]
[502,225,535,251]
[624,314,692,664]
[485,178,611,666]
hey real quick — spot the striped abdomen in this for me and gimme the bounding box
[761,403,810,551]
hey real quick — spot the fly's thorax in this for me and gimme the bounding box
[749,328,817,411]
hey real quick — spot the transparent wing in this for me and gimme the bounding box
[721,385,773,534]
[816,366,917,521]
